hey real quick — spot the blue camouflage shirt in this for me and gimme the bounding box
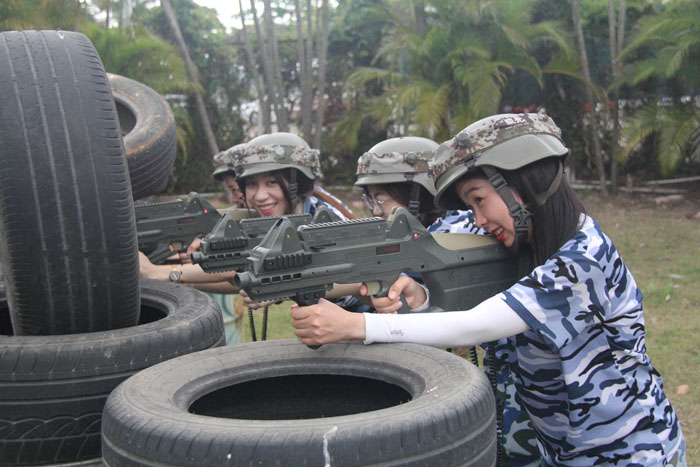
[430,210,540,465]
[500,215,684,465]
[428,209,485,234]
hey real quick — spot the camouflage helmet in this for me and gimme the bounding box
[213,132,322,183]
[355,137,439,195]
[211,143,246,181]
[430,113,569,210]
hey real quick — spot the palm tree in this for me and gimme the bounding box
[336,0,575,147]
[618,1,700,176]
[85,23,191,94]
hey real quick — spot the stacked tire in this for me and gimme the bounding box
[101,340,497,466]
[0,30,224,465]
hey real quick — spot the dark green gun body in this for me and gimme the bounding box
[136,194,221,264]
[191,206,342,274]
[234,207,519,311]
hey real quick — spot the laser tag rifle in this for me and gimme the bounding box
[136,193,222,264]
[191,206,342,274]
[233,207,519,312]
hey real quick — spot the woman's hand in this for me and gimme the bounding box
[290,298,365,346]
[179,237,203,263]
[360,275,426,313]
[238,289,277,309]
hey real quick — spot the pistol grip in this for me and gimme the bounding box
[294,290,326,350]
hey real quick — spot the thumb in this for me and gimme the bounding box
[388,275,413,300]
[359,283,368,296]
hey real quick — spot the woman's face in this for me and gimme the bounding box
[366,185,405,219]
[245,173,289,217]
[454,177,523,248]
[222,174,245,208]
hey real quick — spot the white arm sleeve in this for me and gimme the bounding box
[363,294,530,347]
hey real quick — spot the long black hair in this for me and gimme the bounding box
[453,157,585,275]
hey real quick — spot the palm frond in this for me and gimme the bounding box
[620,102,700,176]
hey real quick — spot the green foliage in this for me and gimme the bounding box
[620,103,700,176]
[622,2,700,86]
[136,0,247,194]
[0,0,91,31]
[619,1,700,176]
[83,23,192,94]
[334,0,576,153]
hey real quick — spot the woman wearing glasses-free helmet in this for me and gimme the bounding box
[225,132,369,313]
[291,113,686,466]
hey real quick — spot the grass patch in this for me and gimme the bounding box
[241,189,699,463]
[581,192,699,463]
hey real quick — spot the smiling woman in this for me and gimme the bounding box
[218,132,345,220]
[290,113,688,466]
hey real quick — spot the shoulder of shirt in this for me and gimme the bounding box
[545,214,606,264]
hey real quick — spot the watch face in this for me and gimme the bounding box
[169,270,180,282]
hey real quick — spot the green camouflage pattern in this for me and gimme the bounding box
[429,113,564,182]
[214,133,322,181]
[214,143,321,173]
[355,136,438,194]
[356,150,432,176]
[429,113,568,209]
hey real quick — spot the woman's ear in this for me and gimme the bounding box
[510,187,525,204]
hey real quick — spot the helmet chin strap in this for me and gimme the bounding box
[404,173,422,216]
[481,160,564,254]
[289,168,299,212]
[482,166,531,254]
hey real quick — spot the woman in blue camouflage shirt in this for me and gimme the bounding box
[355,135,539,465]
[291,113,686,466]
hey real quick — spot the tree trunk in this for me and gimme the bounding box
[239,0,270,133]
[294,0,311,141]
[106,0,111,28]
[251,0,279,133]
[313,0,329,151]
[263,0,288,131]
[303,0,314,140]
[161,0,219,155]
[571,0,607,194]
[608,0,626,194]
[414,1,427,34]
[122,0,134,36]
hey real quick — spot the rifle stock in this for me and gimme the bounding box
[136,193,221,264]
[234,207,519,312]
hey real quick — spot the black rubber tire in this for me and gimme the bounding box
[108,73,177,201]
[0,279,225,466]
[0,30,140,335]
[102,340,496,466]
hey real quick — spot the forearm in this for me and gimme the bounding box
[144,263,236,284]
[363,294,529,347]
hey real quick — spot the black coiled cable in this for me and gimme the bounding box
[261,305,269,341]
[247,307,256,342]
[486,343,505,467]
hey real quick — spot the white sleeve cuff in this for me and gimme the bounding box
[409,284,430,312]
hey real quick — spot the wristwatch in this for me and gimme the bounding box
[169,265,182,283]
